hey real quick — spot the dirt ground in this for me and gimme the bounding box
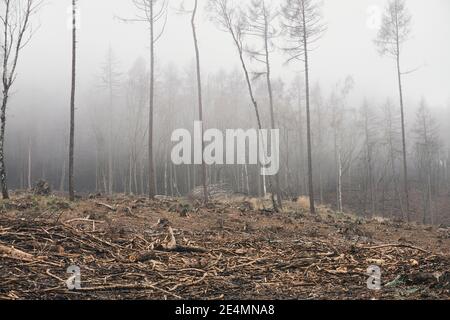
[0,192,449,300]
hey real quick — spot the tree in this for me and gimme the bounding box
[121,0,168,198]
[0,0,41,199]
[180,0,209,203]
[246,0,283,208]
[68,0,77,201]
[374,0,412,221]
[281,0,326,214]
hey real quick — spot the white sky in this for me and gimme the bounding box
[14,0,450,112]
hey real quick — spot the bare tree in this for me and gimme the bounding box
[69,0,77,201]
[120,0,168,199]
[0,0,41,199]
[281,0,326,214]
[374,0,412,221]
[179,0,209,203]
[245,0,283,208]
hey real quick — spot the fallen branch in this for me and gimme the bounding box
[0,243,35,261]
[71,283,182,299]
[65,218,105,224]
[95,202,116,211]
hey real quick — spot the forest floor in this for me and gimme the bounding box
[0,192,449,300]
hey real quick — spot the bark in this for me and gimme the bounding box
[0,95,8,199]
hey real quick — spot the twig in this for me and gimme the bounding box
[361,243,430,254]
[71,283,182,299]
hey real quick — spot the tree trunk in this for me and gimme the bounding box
[191,0,208,204]
[60,158,66,192]
[302,20,316,214]
[0,95,9,199]
[27,137,32,190]
[108,78,114,195]
[364,107,375,216]
[397,54,410,222]
[337,149,343,212]
[148,1,156,199]
[69,0,77,201]
[263,9,282,208]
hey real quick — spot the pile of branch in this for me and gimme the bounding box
[189,184,234,201]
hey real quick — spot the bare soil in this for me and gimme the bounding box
[0,192,448,300]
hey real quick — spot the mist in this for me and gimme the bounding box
[2,0,450,224]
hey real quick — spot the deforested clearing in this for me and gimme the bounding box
[0,192,448,300]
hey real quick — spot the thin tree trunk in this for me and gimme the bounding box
[302,15,315,214]
[263,8,282,208]
[148,1,156,199]
[108,76,114,195]
[397,51,410,222]
[337,149,343,212]
[191,0,208,204]
[317,103,323,204]
[297,90,305,196]
[0,94,8,199]
[27,137,32,190]
[364,108,375,216]
[164,154,168,196]
[60,158,66,192]
[69,0,77,201]
[128,151,133,195]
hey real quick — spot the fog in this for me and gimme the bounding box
[14,0,450,102]
[3,0,450,223]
